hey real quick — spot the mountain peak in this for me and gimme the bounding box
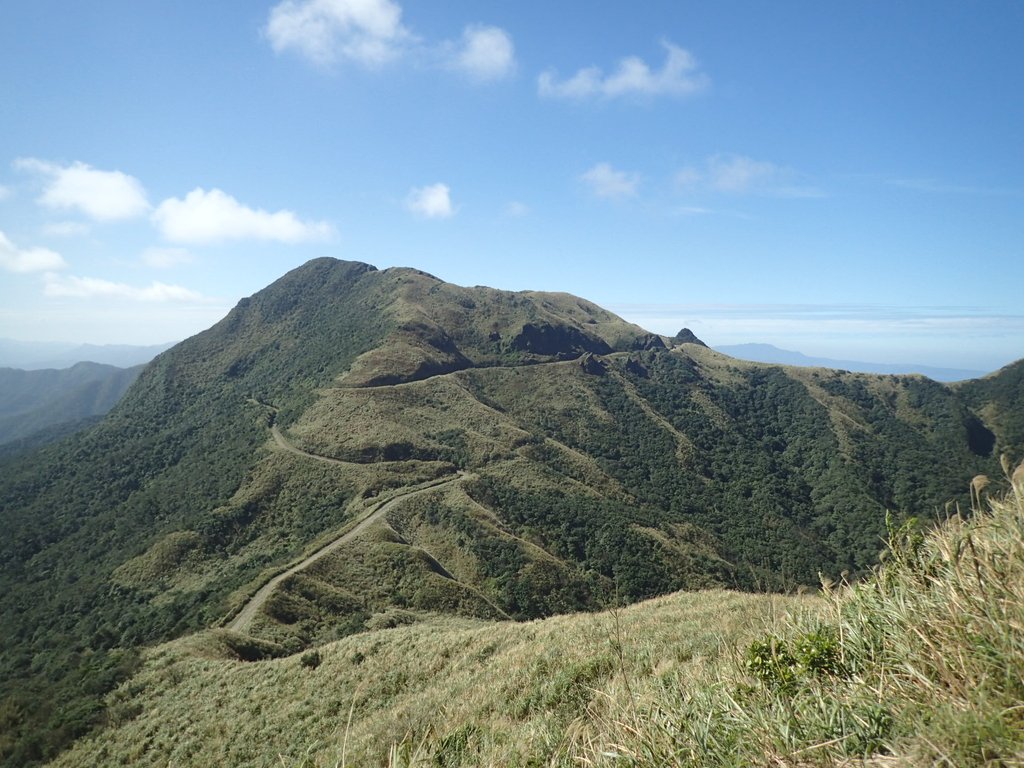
[673,327,707,346]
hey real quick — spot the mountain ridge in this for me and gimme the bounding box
[0,257,1018,766]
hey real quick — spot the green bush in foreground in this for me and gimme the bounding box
[582,463,1024,767]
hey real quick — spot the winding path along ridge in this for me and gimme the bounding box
[227,423,464,633]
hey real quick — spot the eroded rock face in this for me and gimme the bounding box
[625,357,649,378]
[578,353,607,376]
[509,322,613,357]
[632,333,667,351]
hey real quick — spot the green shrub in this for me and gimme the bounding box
[299,650,321,670]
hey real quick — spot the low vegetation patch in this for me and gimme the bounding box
[46,466,1024,767]
[574,465,1024,766]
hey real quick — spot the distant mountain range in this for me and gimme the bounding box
[0,362,144,451]
[714,343,987,382]
[0,338,175,370]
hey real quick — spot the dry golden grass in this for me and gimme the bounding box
[570,468,1024,767]
[49,590,814,767]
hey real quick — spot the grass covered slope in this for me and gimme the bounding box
[583,465,1024,767]
[48,591,816,768]
[51,468,1024,767]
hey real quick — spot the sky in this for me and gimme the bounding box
[1,1,1022,372]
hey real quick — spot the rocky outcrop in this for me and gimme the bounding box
[673,328,708,347]
[625,357,649,378]
[631,333,667,351]
[578,353,607,376]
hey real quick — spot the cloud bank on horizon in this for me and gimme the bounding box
[0,0,1020,369]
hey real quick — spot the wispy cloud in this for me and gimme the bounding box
[43,273,208,303]
[504,201,529,218]
[15,158,150,221]
[0,184,11,201]
[675,205,715,216]
[609,302,1024,367]
[264,0,410,68]
[581,163,639,199]
[406,183,455,219]
[42,221,91,238]
[539,41,708,100]
[885,177,1016,196]
[0,230,67,273]
[676,154,822,198]
[141,247,193,269]
[447,24,515,81]
[152,188,335,244]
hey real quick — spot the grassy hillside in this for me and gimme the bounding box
[0,258,1016,765]
[49,469,1024,766]
[48,592,816,767]
[0,259,662,764]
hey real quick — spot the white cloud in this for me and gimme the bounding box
[539,41,708,100]
[15,158,149,220]
[0,184,11,201]
[676,154,822,198]
[265,0,410,67]
[406,183,455,219]
[42,221,91,238]
[450,24,515,81]
[0,230,67,273]
[152,188,335,244]
[43,273,206,303]
[581,163,639,199]
[141,247,193,269]
[673,167,705,189]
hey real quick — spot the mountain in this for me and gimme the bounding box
[714,342,987,382]
[956,359,1024,460]
[0,258,1017,765]
[0,362,143,451]
[48,480,1024,767]
[0,339,174,370]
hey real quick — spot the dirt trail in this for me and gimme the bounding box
[227,422,464,633]
[269,425,365,466]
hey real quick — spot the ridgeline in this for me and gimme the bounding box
[0,258,1018,765]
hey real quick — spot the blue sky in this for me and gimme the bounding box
[1,1,1021,371]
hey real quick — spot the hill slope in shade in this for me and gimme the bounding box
[715,342,987,381]
[0,362,143,448]
[957,359,1024,459]
[0,257,1019,765]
